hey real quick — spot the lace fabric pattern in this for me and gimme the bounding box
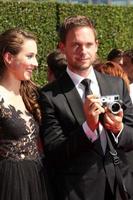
[0,133,40,160]
[0,97,40,160]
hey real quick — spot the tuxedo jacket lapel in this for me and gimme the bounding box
[94,70,116,96]
[59,70,109,124]
[59,72,104,156]
[59,72,85,125]
[59,70,117,158]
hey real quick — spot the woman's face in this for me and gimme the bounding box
[6,39,38,81]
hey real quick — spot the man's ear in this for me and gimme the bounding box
[3,52,13,65]
[58,42,65,54]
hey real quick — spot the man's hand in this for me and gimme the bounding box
[83,95,105,131]
[103,108,123,135]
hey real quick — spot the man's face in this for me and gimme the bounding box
[61,26,98,75]
[123,55,133,82]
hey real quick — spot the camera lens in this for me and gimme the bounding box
[110,102,121,114]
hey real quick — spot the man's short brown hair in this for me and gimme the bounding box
[58,15,97,43]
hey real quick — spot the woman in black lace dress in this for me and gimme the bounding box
[0,28,51,200]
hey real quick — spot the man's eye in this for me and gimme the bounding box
[73,44,80,49]
[86,43,93,48]
[75,44,79,47]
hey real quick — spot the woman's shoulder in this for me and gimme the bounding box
[0,86,8,104]
[0,92,4,105]
[0,85,7,101]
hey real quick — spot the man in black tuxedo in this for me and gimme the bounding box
[40,16,133,200]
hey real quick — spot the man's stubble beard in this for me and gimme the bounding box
[74,60,95,71]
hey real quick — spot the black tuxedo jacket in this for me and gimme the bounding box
[40,70,133,200]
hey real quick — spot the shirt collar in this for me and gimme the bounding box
[66,66,97,86]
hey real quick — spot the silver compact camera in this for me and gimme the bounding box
[100,95,122,114]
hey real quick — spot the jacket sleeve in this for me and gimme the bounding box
[39,88,93,167]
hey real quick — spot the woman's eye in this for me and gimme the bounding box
[27,54,33,59]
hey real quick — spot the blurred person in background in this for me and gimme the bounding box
[47,49,67,82]
[94,61,130,92]
[107,48,124,66]
[123,49,133,103]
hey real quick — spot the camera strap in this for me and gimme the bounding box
[106,133,129,200]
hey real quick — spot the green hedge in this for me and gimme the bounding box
[58,4,133,58]
[0,2,58,85]
[0,2,133,85]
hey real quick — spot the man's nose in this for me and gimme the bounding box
[80,46,88,55]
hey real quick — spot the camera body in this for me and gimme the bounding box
[100,95,122,114]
